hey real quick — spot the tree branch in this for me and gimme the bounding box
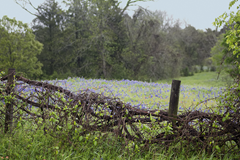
[14,0,38,17]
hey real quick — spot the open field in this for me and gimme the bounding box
[35,72,227,113]
[157,71,232,87]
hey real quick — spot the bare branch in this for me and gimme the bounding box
[14,0,38,16]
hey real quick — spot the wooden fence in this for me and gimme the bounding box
[1,68,239,154]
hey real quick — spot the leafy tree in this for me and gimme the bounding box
[0,15,43,78]
[62,0,107,79]
[32,0,66,77]
[210,33,236,77]
[213,3,240,146]
[179,26,218,74]
[18,0,153,80]
[63,0,145,79]
[123,8,183,80]
[210,34,226,68]
[88,0,129,79]
[214,0,240,79]
[63,0,92,77]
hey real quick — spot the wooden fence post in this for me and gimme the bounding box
[168,80,181,126]
[4,68,15,133]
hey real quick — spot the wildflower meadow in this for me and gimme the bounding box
[51,77,223,112]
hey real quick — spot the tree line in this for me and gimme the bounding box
[0,0,227,81]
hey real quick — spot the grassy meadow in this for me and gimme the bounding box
[48,72,228,112]
[158,71,231,87]
[0,71,239,160]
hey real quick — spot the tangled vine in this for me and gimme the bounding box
[0,73,239,155]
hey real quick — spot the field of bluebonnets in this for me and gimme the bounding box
[49,73,224,110]
[15,72,226,113]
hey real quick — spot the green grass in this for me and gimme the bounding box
[0,121,238,160]
[157,71,232,87]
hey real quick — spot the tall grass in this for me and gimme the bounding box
[0,122,238,159]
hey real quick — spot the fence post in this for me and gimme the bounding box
[168,80,181,126]
[4,68,15,133]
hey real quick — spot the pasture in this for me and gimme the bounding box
[44,72,226,112]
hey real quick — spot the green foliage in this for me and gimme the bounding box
[22,0,219,81]
[0,71,6,125]
[181,67,194,77]
[210,34,230,75]
[211,32,240,79]
[0,15,43,78]
[32,0,66,77]
[210,66,216,72]
[213,3,240,151]
[87,0,130,79]
[214,0,240,73]
[0,120,239,159]
[211,34,225,66]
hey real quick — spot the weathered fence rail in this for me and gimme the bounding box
[0,68,239,154]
